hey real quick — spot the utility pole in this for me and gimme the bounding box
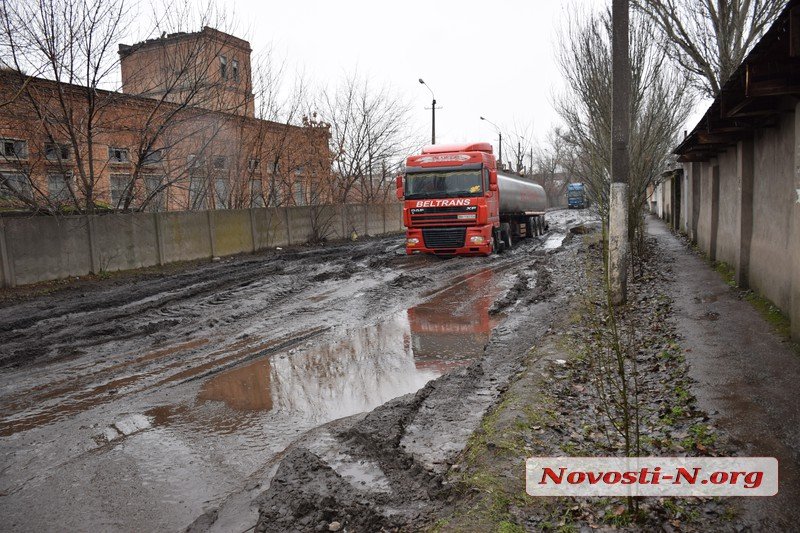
[609,0,630,305]
[480,116,503,168]
[419,79,439,144]
[529,148,534,177]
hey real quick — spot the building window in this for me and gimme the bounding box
[189,177,207,209]
[0,172,32,199]
[269,187,282,207]
[110,174,132,207]
[219,55,228,80]
[141,148,165,166]
[250,179,263,208]
[48,172,72,202]
[212,155,227,170]
[108,146,130,164]
[214,178,229,209]
[232,59,239,82]
[307,179,319,203]
[247,158,260,172]
[294,182,305,206]
[45,142,71,162]
[1,139,28,160]
[144,175,165,212]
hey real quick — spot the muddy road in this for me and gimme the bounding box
[0,209,591,532]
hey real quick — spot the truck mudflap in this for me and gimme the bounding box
[405,225,494,256]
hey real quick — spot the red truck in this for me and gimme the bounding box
[396,142,547,256]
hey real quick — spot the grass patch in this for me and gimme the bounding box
[704,257,799,353]
[497,520,526,533]
[713,260,737,288]
[743,290,792,339]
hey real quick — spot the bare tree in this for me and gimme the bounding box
[0,0,246,214]
[0,0,131,213]
[556,6,692,243]
[318,72,418,205]
[632,0,784,97]
[504,120,536,175]
[533,126,572,207]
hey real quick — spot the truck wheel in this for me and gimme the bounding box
[537,216,544,235]
[492,229,501,254]
[501,223,512,251]
[525,218,534,239]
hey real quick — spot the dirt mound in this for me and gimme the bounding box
[255,449,393,533]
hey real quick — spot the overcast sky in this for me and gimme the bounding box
[223,0,610,154]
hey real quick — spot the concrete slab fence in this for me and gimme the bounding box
[0,203,404,288]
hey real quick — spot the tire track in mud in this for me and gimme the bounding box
[0,327,331,437]
[0,237,399,369]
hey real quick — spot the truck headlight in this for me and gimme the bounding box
[469,236,485,244]
[407,238,420,246]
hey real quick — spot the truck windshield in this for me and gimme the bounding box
[404,170,482,199]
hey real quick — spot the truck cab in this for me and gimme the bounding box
[567,182,587,209]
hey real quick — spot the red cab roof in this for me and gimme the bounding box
[421,142,494,155]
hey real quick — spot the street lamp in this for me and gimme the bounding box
[480,116,502,167]
[419,78,436,145]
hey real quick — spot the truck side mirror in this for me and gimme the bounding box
[489,171,498,191]
[395,175,404,200]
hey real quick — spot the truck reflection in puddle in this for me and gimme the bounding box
[408,269,501,373]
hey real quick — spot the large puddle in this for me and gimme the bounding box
[161,269,502,432]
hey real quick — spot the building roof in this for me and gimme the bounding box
[674,0,800,162]
[0,69,321,136]
[118,26,252,58]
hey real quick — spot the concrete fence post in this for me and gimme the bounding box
[154,212,166,266]
[791,106,800,342]
[207,210,217,258]
[87,215,100,274]
[736,139,754,288]
[709,165,720,261]
[691,162,702,243]
[284,207,292,245]
[249,208,258,252]
[0,219,14,288]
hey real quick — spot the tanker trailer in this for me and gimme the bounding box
[496,171,548,249]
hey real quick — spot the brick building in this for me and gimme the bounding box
[0,27,331,213]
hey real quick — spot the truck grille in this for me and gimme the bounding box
[422,227,466,249]
[409,206,477,226]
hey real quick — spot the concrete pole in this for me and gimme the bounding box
[431,98,436,145]
[609,0,630,305]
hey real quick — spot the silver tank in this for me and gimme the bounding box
[497,172,547,214]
